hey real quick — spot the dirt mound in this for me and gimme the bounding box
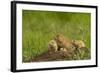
[31,49,75,62]
[24,47,89,63]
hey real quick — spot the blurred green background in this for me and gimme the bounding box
[22,10,91,62]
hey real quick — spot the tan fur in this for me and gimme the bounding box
[60,48,67,52]
[48,40,58,52]
[54,34,74,51]
[72,40,85,49]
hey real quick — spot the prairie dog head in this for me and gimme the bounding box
[72,40,85,49]
[55,34,66,42]
[48,40,58,52]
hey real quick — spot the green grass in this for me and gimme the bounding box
[22,10,91,62]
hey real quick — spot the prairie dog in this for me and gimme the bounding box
[48,40,58,52]
[54,34,74,51]
[72,40,85,49]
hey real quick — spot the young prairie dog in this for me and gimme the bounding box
[72,40,85,49]
[54,34,74,51]
[48,40,58,52]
